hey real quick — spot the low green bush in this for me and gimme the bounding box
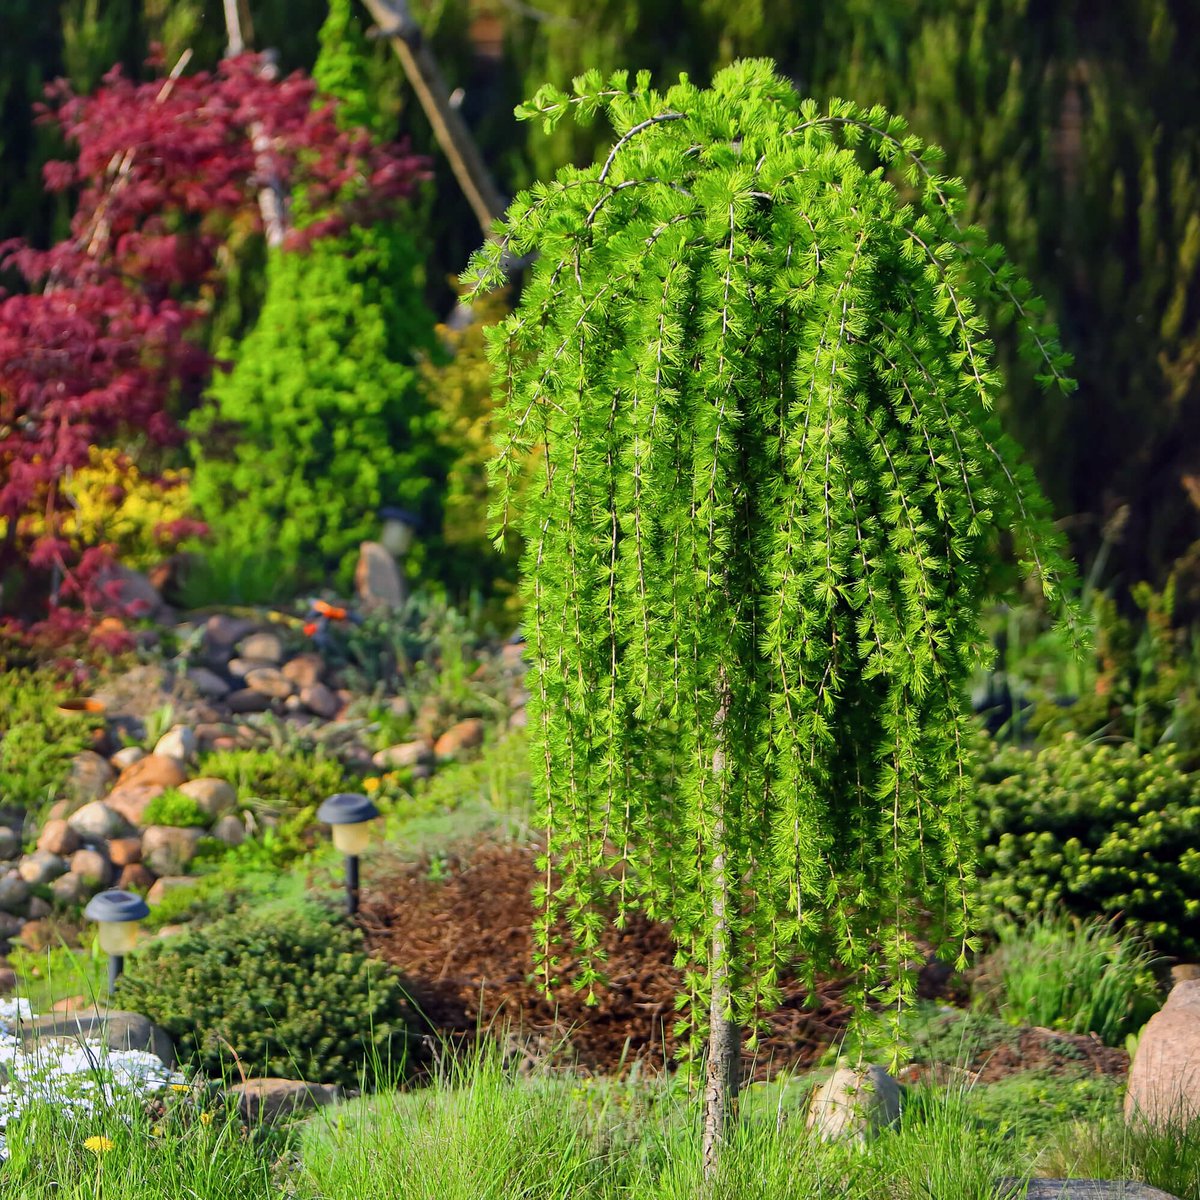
[140,789,209,829]
[977,913,1162,1045]
[116,903,413,1088]
[197,746,346,815]
[976,736,1200,957]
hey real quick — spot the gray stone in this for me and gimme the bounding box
[26,897,51,920]
[68,801,130,842]
[96,564,162,619]
[110,746,146,771]
[237,631,284,665]
[211,814,246,847]
[22,1009,176,1067]
[300,682,340,719]
[204,614,259,651]
[372,740,434,770]
[355,541,405,611]
[154,725,197,764]
[51,871,91,905]
[141,827,204,877]
[281,654,325,690]
[17,851,69,887]
[244,667,294,699]
[805,1064,902,1143]
[1126,979,1200,1127]
[228,1078,339,1125]
[0,966,16,995]
[67,751,115,804]
[0,872,31,914]
[227,656,277,681]
[69,848,112,888]
[0,911,24,940]
[178,777,237,819]
[186,667,231,700]
[0,826,19,860]
[227,688,271,714]
[1001,1182,1184,1200]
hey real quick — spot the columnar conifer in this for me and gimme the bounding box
[472,61,1078,1166]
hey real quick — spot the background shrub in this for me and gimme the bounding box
[976,737,1200,957]
[197,747,346,816]
[116,903,414,1087]
[141,788,209,829]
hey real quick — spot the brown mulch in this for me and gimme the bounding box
[359,842,853,1079]
[359,842,1130,1085]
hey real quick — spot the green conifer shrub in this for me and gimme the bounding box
[471,60,1077,1164]
[116,904,414,1087]
[188,0,442,596]
[977,738,1200,958]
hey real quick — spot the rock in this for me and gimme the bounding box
[283,694,305,713]
[227,688,271,714]
[26,897,51,920]
[387,694,412,719]
[17,851,69,887]
[108,837,142,867]
[805,1065,902,1143]
[1169,964,1200,986]
[51,994,90,1013]
[300,682,340,719]
[68,800,132,841]
[14,919,53,951]
[434,718,486,762]
[355,541,405,611]
[141,827,203,877]
[147,875,199,906]
[0,826,19,860]
[51,872,91,905]
[0,911,25,940]
[154,725,197,764]
[1007,1181,1186,1200]
[156,924,187,939]
[69,848,112,888]
[118,863,155,892]
[244,667,294,699]
[0,872,31,915]
[178,778,237,820]
[227,656,277,681]
[1126,980,1200,1127]
[117,754,187,791]
[0,966,16,995]
[187,667,231,700]
[37,819,81,857]
[44,801,72,823]
[237,631,284,665]
[97,564,163,619]
[106,785,165,828]
[211,814,246,847]
[372,740,434,770]
[205,614,260,652]
[67,751,115,804]
[281,654,325,690]
[229,1079,339,1126]
[501,641,527,667]
[509,707,528,731]
[110,746,146,771]
[22,1009,175,1067]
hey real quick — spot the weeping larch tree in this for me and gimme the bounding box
[471,60,1078,1171]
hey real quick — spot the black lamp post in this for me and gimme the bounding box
[84,889,151,994]
[317,792,381,916]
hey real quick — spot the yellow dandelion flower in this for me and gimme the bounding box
[150,1125,164,1138]
[363,777,381,793]
[170,1084,189,1093]
[84,1136,114,1155]
[199,1112,213,1126]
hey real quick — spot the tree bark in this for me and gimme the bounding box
[701,686,740,1180]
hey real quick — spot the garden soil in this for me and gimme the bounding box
[360,843,1129,1084]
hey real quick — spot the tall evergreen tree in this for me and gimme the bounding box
[473,61,1076,1169]
[189,0,441,595]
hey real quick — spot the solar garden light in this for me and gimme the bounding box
[84,889,150,995]
[317,792,381,916]
[378,506,419,560]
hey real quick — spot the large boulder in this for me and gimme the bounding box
[434,718,485,762]
[67,751,115,804]
[154,725,197,765]
[69,800,134,841]
[228,1078,339,1125]
[237,631,284,665]
[37,818,81,857]
[178,778,237,820]
[117,754,187,791]
[106,785,166,828]
[17,850,69,887]
[805,1065,902,1143]
[373,740,434,770]
[141,827,204,877]
[21,1008,176,1067]
[1126,980,1200,1127]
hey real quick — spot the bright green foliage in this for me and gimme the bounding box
[978,913,1161,1046]
[197,745,345,814]
[140,788,210,829]
[471,61,1076,1044]
[188,0,442,596]
[116,903,413,1087]
[977,738,1200,957]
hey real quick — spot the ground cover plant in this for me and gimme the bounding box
[470,58,1078,1167]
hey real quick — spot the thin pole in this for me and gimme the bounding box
[346,854,361,916]
[108,954,123,996]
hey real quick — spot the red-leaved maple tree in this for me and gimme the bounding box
[0,52,428,635]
